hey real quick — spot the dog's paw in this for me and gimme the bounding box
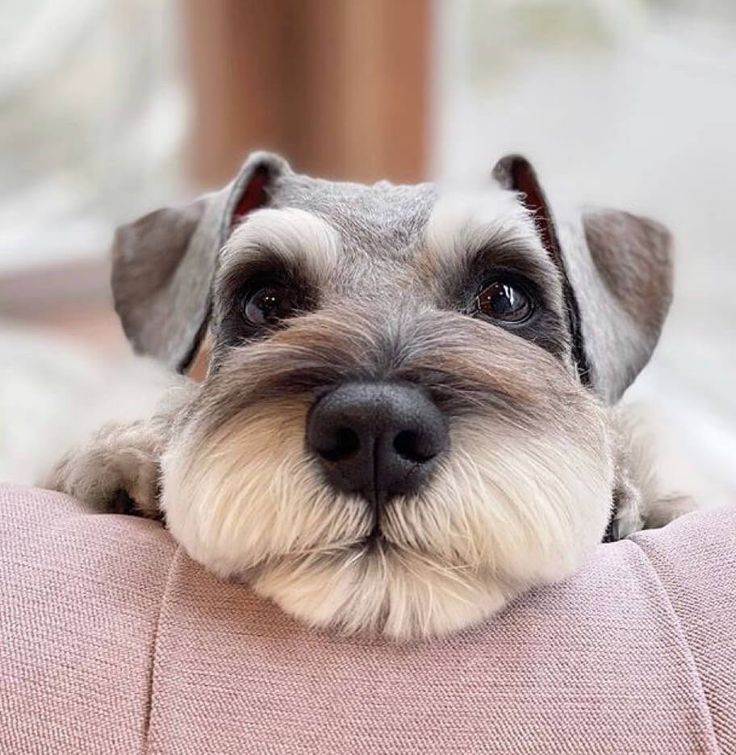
[45,421,163,518]
[611,481,697,539]
[610,469,644,540]
[642,493,699,530]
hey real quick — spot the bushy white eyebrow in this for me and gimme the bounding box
[423,186,544,265]
[221,207,341,284]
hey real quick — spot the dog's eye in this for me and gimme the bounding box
[241,284,296,326]
[475,279,533,323]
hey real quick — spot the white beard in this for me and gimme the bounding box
[161,398,613,641]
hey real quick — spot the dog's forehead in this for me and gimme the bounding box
[221,169,546,310]
[270,173,438,257]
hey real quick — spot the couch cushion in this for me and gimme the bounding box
[1,484,734,754]
[0,485,175,754]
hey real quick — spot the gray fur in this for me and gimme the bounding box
[112,152,290,371]
[491,153,672,402]
[111,151,671,404]
[578,207,673,402]
[557,212,671,404]
[46,151,689,640]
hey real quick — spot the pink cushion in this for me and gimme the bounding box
[1,484,734,754]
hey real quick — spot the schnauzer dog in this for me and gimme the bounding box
[48,152,691,640]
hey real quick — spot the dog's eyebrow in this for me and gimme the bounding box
[218,208,341,285]
[421,188,544,271]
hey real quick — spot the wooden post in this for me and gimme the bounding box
[181,0,430,186]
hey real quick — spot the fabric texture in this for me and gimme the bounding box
[1,484,734,754]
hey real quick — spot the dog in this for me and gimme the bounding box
[47,152,693,641]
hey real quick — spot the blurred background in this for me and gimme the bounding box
[1,0,734,501]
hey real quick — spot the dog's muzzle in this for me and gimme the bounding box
[306,381,448,505]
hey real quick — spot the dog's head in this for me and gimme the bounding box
[112,152,672,640]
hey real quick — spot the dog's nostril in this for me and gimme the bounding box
[393,430,434,464]
[318,427,360,462]
[307,381,448,500]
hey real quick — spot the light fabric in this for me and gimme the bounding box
[1,484,734,754]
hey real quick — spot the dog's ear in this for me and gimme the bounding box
[493,154,673,403]
[111,151,290,372]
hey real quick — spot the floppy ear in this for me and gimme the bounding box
[111,151,290,372]
[493,154,673,404]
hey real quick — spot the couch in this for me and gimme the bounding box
[1,484,734,754]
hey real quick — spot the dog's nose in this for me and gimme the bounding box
[306,382,448,502]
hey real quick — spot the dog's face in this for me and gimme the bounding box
[112,153,672,640]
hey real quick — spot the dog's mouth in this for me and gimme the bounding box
[354,526,387,552]
[240,524,389,573]
[329,521,444,561]
[307,526,389,557]
[246,522,419,575]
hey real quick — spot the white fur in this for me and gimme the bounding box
[223,208,341,284]
[424,187,543,267]
[161,401,372,576]
[162,397,613,641]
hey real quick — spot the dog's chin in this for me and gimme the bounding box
[161,399,614,642]
[248,536,511,641]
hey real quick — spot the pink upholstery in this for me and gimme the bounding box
[1,484,734,754]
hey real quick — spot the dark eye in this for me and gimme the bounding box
[241,283,296,327]
[475,279,533,323]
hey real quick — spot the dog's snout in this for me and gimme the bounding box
[306,382,448,503]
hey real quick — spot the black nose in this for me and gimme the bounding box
[306,382,448,503]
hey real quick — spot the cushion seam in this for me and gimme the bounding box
[627,537,721,753]
[142,542,180,755]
